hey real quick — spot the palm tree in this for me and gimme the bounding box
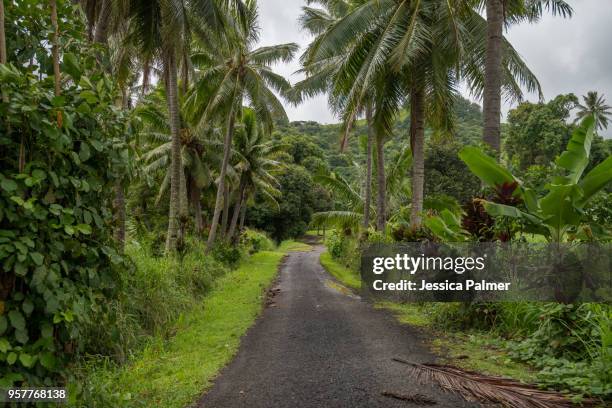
[50,0,61,98]
[301,0,541,230]
[138,88,222,237]
[122,0,245,253]
[0,0,6,65]
[226,109,283,240]
[575,91,612,131]
[482,0,572,153]
[295,0,382,231]
[185,1,297,250]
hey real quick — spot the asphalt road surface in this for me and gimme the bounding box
[197,245,479,408]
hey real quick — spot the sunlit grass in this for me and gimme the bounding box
[277,240,312,252]
[85,249,286,407]
[319,250,361,290]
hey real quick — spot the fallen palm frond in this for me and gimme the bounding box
[381,390,437,405]
[392,358,596,408]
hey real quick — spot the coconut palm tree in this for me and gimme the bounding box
[293,0,386,230]
[185,1,297,250]
[575,91,612,131]
[226,108,283,240]
[301,0,541,230]
[481,0,572,153]
[121,0,245,253]
[137,88,223,237]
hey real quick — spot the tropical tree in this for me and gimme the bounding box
[137,89,222,238]
[300,0,541,230]
[121,0,245,253]
[295,0,381,231]
[185,1,297,250]
[575,91,612,131]
[481,0,572,153]
[226,109,283,240]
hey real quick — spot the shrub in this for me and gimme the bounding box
[240,229,275,254]
[0,55,130,385]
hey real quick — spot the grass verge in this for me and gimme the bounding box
[319,250,360,290]
[83,249,287,407]
[319,252,536,383]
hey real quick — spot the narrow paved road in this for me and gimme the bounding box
[197,246,478,408]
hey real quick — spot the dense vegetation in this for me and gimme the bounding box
[0,0,611,406]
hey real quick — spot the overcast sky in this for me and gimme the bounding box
[256,0,612,136]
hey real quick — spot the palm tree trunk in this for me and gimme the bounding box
[220,183,230,238]
[50,0,60,97]
[239,196,247,232]
[410,86,425,229]
[190,178,203,236]
[93,0,111,44]
[483,0,504,153]
[363,104,374,229]
[113,181,126,252]
[178,164,188,246]
[228,178,246,240]
[0,0,6,65]
[164,52,182,253]
[375,132,386,232]
[206,105,236,251]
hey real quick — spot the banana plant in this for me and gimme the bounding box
[459,115,612,242]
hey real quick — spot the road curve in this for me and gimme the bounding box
[196,245,479,408]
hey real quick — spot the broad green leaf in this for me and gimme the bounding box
[481,201,543,226]
[458,147,517,190]
[556,116,596,183]
[19,353,35,368]
[22,299,34,315]
[0,337,10,353]
[30,252,44,266]
[62,52,81,81]
[79,142,91,162]
[540,184,583,236]
[8,310,25,331]
[39,352,56,370]
[1,179,17,192]
[14,329,28,344]
[7,352,17,365]
[76,224,92,235]
[578,155,612,207]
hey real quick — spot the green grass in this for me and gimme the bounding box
[376,302,537,382]
[319,251,361,290]
[277,239,312,252]
[84,249,286,407]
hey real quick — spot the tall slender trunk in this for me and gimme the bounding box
[410,86,425,229]
[483,0,504,153]
[1,0,12,301]
[228,178,246,240]
[239,195,247,231]
[220,183,230,238]
[50,0,60,97]
[375,132,386,231]
[0,0,6,65]
[207,105,236,251]
[178,164,188,246]
[190,178,203,236]
[363,104,374,229]
[142,59,150,97]
[164,52,182,253]
[113,90,129,253]
[93,0,111,45]
[113,181,125,252]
